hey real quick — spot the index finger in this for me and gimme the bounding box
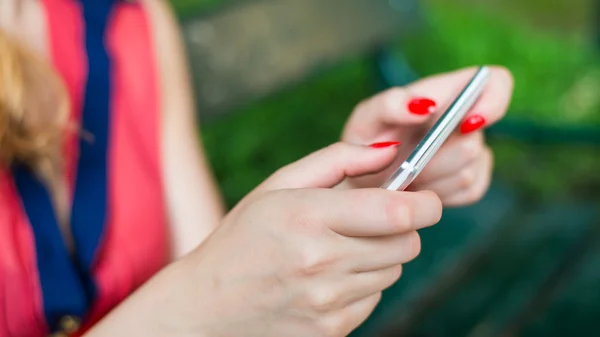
[406,65,514,127]
[286,188,443,237]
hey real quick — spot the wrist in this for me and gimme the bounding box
[84,263,209,337]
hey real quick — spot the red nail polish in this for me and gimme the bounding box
[408,98,436,115]
[369,141,401,148]
[460,114,486,134]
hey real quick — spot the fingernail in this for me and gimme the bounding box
[369,141,401,148]
[460,114,486,134]
[408,98,437,115]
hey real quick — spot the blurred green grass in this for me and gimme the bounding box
[397,2,600,126]
[170,0,222,19]
[170,0,600,206]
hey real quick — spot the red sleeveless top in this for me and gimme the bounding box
[0,1,169,336]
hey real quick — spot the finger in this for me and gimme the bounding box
[406,65,514,128]
[303,265,401,314]
[467,66,514,126]
[342,87,437,142]
[411,132,485,185]
[417,147,490,199]
[442,149,494,207]
[275,188,442,238]
[348,266,404,301]
[255,142,399,193]
[318,292,382,337]
[297,189,442,237]
[344,232,420,272]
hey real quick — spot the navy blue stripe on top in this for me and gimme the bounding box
[72,0,114,272]
[12,168,91,330]
[12,0,116,332]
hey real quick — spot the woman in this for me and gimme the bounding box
[0,0,513,336]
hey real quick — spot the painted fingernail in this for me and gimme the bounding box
[460,114,486,134]
[408,98,437,115]
[369,141,401,148]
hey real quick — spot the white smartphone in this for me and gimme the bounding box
[380,66,490,191]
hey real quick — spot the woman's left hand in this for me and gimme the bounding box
[341,66,514,207]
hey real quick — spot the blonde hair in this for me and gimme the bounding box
[0,29,68,179]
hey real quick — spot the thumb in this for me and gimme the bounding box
[255,142,399,192]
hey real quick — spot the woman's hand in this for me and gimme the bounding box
[87,142,442,337]
[341,66,514,207]
[176,143,442,337]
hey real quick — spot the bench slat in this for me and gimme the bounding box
[182,0,420,118]
[519,226,600,336]
[353,196,599,337]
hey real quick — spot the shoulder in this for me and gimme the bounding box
[138,0,179,36]
[136,0,194,117]
[138,0,187,75]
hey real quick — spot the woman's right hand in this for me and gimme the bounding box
[87,142,443,337]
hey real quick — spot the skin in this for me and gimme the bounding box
[147,0,226,259]
[87,142,443,337]
[340,66,514,206]
[0,0,514,336]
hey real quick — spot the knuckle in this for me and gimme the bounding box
[324,142,353,169]
[460,140,482,163]
[464,184,487,205]
[433,199,444,224]
[383,265,404,290]
[458,166,477,190]
[286,217,333,276]
[307,288,340,314]
[466,190,484,205]
[381,87,407,114]
[423,190,443,223]
[295,246,330,277]
[405,231,422,261]
[371,292,383,306]
[393,264,404,281]
[385,197,412,232]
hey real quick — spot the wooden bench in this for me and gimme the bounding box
[181,0,421,120]
[179,1,600,336]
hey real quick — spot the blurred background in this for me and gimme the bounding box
[169,0,600,336]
